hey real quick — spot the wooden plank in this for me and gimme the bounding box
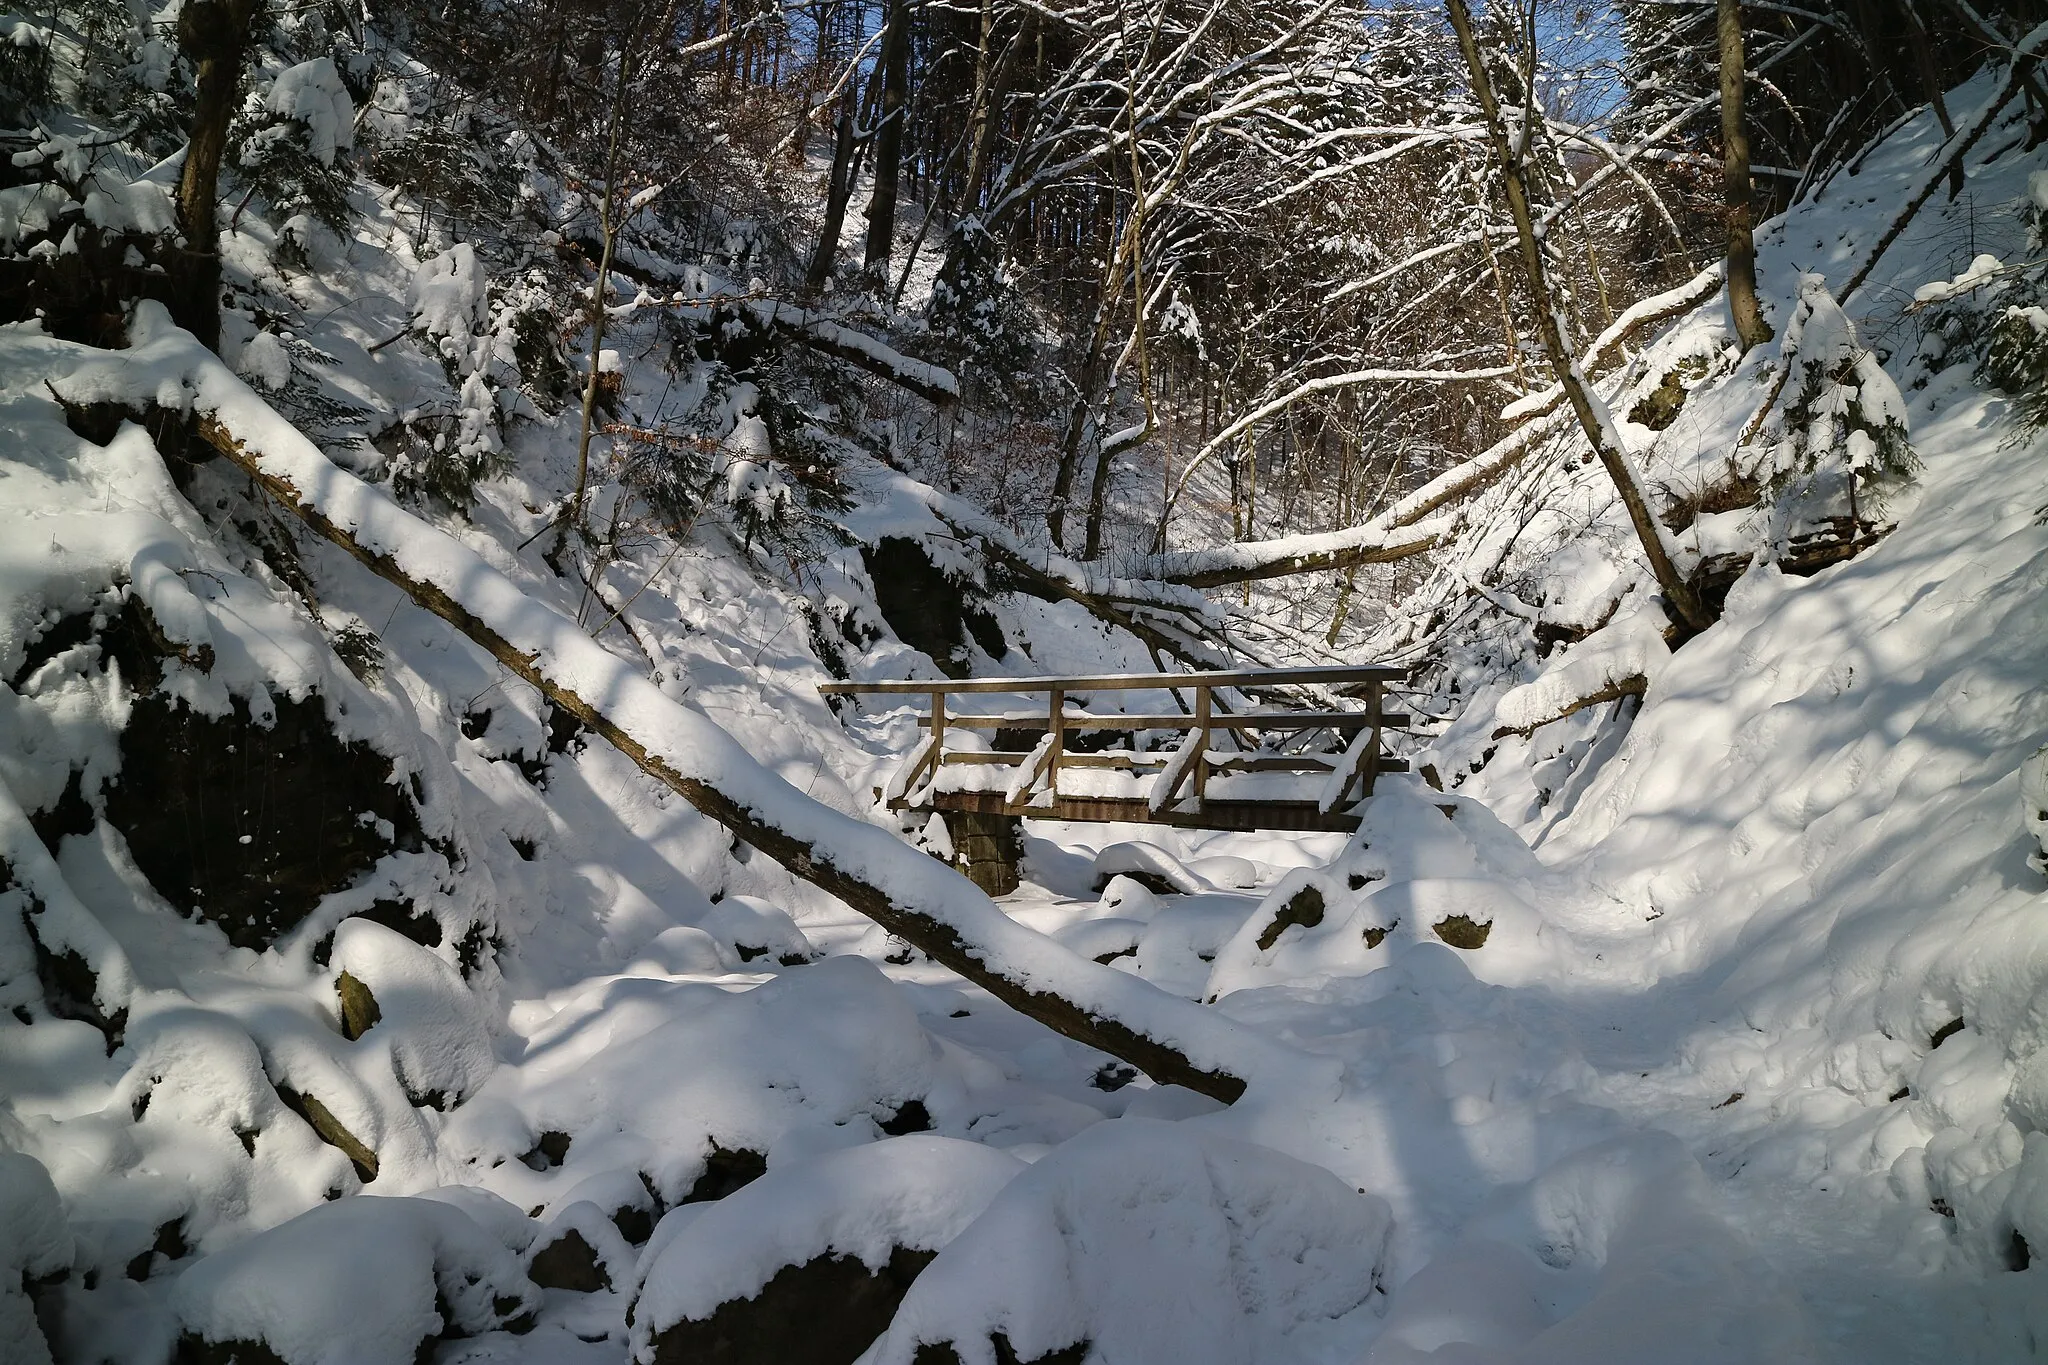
[1046,687,1065,801]
[819,664,1404,695]
[928,711,1411,731]
[921,689,947,792]
[1208,756,1340,773]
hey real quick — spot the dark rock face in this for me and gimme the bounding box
[685,1146,768,1204]
[911,1334,1090,1365]
[877,1100,932,1136]
[104,690,422,952]
[861,537,1005,679]
[643,1247,936,1365]
[175,1334,290,1365]
[528,1228,609,1292]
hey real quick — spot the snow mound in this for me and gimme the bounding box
[628,1135,1024,1358]
[169,1193,541,1365]
[865,1119,1393,1365]
[1364,1135,1809,1364]
[446,955,958,1209]
[265,58,356,165]
[1206,784,1554,998]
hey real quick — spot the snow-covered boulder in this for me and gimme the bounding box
[169,1193,541,1365]
[442,956,958,1211]
[864,1120,1392,1365]
[699,893,815,966]
[330,916,495,1109]
[1092,841,1201,895]
[2021,743,2048,875]
[628,1136,1024,1365]
[0,1151,70,1365]
[526,1198,634,1293]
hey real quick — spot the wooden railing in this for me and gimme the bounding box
[818,665,1410,831]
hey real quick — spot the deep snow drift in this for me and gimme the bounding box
[4,59,2048,1365]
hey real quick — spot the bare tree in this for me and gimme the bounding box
[1718,0,1770,351]
[173,0,263,352]
[1447,0,1711,632]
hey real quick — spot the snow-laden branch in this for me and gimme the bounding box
[1162,361,1521,517]
[56,303,1323,1105]
[1135,518,1451,589]
[1499,260,1725,421]
[746,301,960,406]
[1125,404,1573,588]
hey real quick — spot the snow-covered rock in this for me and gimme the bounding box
[169,1194,541,1365]
[628,1136,1024,1364]
[329,916,496,1108]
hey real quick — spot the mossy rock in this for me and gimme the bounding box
[1431,915,1492,950]
[274,1085,377,1183]
[335,971,380,1041]
[1256,885,1325,951]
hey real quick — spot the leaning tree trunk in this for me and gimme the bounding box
[862,0,912,275]
[1447,0,1712,634]
[172,0,260,353]
[95,314,1297,1105]
[1718,0,1772,353]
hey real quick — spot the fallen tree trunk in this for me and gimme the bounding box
[62,304,1317,1105]
[1123,265,1722,591]
[1489,676,1647,740]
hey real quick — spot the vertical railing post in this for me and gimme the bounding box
[1192,684,1211,808]
[928,689,947,789]
[1363,680,1382,798]
[1047,687,1065,804]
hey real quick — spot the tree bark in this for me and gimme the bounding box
[1447,0,1712,634]
[1718,0,1772,352]
[805,89,860,295]
[172,0,261,353]
[862,0,912,275]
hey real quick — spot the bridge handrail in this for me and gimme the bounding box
[822,664,1405,822]
[816,664,1403,695]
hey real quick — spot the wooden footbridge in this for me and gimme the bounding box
[819,666,1411,892]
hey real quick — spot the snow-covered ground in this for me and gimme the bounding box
[6,52,2048,1365]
